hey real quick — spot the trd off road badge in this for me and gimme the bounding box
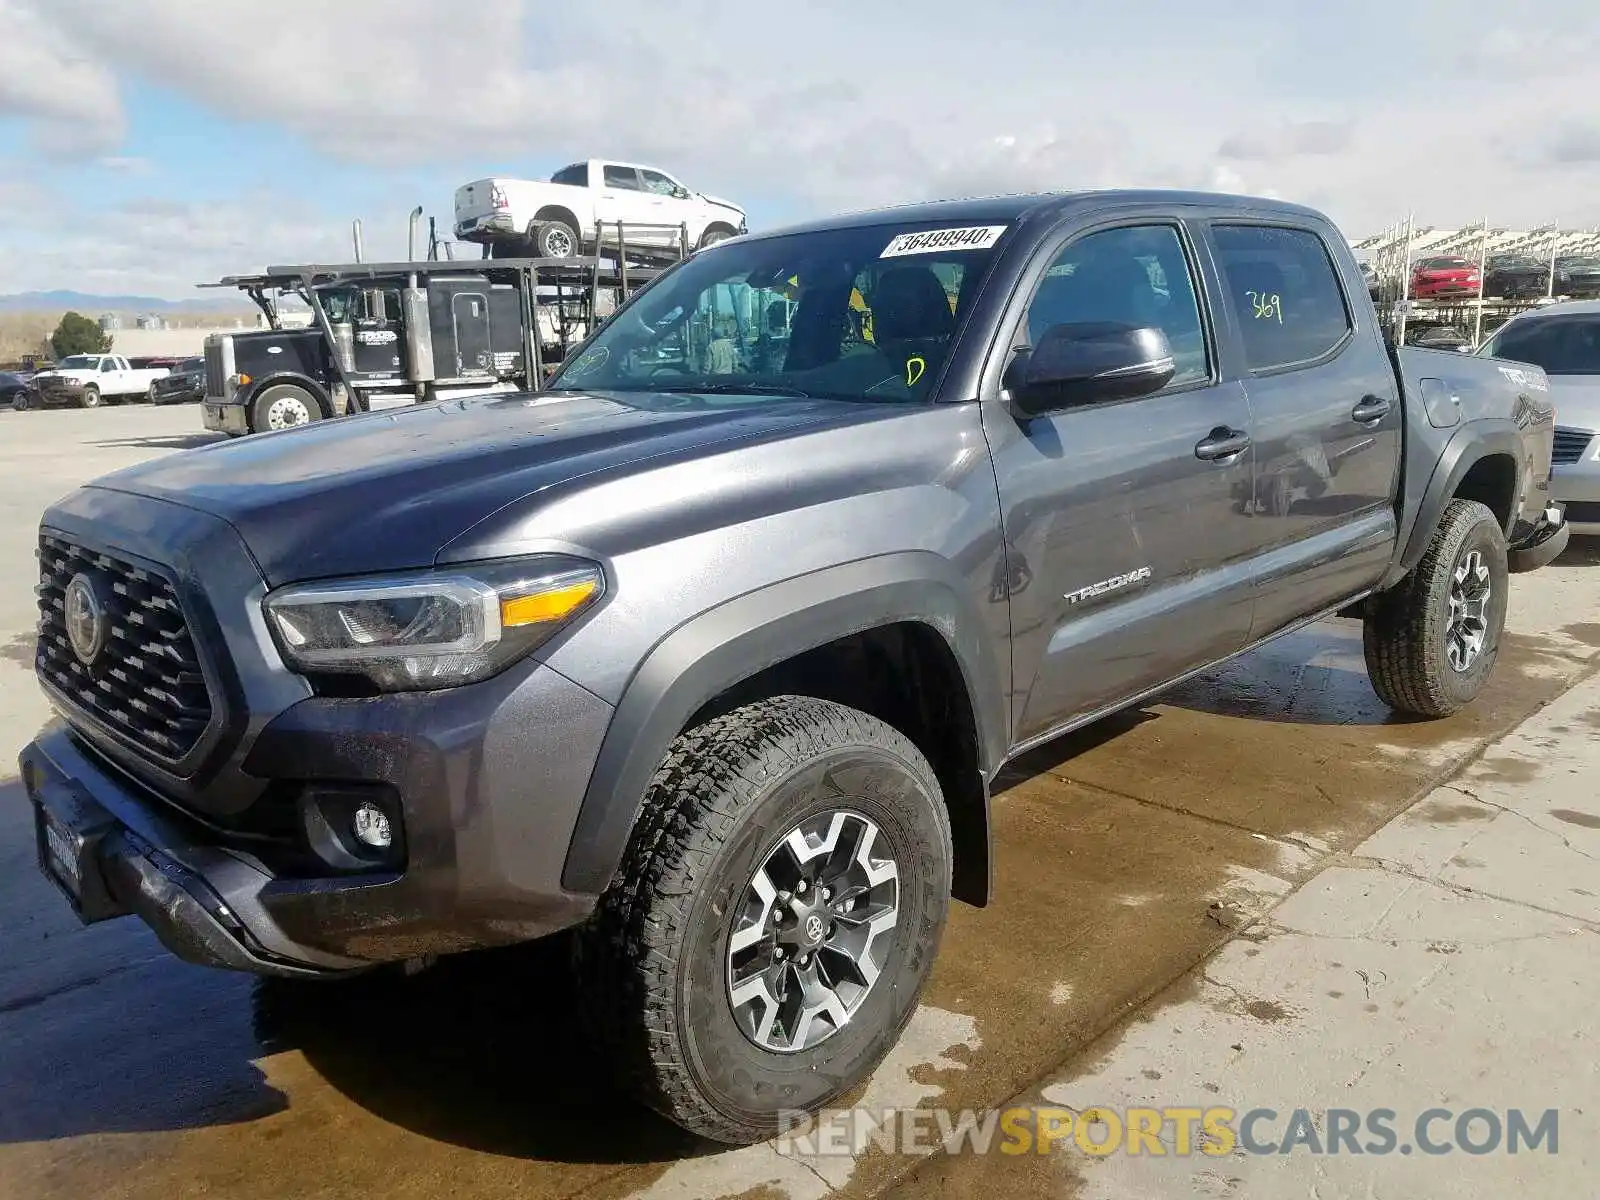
[1064,566,1153,606]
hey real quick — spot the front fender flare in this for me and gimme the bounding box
[559,551,1009,897]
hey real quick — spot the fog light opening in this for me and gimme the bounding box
[352,802,393,850]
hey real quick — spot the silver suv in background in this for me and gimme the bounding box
[1478,301,1600,535]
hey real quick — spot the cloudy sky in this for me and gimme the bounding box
[2,0,1599,299]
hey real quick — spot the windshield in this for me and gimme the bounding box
[181,357,203,371]
[546,221,1013,404]
[1479,317,1600,375]
[56,355,99,369]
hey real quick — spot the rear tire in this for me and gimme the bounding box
[575,695,952,1145]
[533,219,580,259]
[250,384,322,433]
[1363,498,1508,717]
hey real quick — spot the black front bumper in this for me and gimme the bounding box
[1508,501,1569,572]
[21,666,613,976]
[153,383,204,404]
[23,726,357,976]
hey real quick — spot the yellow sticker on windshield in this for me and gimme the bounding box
[906,356,926,387]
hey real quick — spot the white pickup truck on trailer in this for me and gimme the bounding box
[454,158,747,258]
[26,354,171,408]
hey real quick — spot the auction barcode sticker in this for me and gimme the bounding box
[881,225,1008,258]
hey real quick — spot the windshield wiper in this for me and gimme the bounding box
[650,382,814,398]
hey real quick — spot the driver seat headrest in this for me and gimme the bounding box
[872,267,955,343]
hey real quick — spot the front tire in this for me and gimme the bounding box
[148,382,160,403]
[576,695,952,1145]
[79,385,101,409]
[1363,498,1508,717]
[250,383,323,433]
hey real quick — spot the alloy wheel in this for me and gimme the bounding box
[1446,548,1492,672]
[726,809,900,1054]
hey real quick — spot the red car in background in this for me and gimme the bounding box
[1411,255,1482,299]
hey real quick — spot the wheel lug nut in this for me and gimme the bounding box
[796,880,807,895]
[821,887,832,901]
[775,948,786,960]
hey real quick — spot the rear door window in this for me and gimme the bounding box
[603,165,643,191]
[1210,224,1354,372]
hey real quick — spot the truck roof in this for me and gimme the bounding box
[743,189,1333,243]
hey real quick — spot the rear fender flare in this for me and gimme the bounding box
[559,552,1009,897]
[1383,420,1524,589]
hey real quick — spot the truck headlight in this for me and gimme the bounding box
[263,556,603,691]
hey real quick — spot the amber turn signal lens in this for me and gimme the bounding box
[500,579,599,628]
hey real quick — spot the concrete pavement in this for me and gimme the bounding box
[888,659,1600,1198]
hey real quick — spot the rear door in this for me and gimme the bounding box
[982,214,1260,744]
[1200,221,1403,637]
[597,164,661,246]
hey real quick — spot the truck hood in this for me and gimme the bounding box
[84,389,890,585]
[33,369,90,381]
[699,193,745,216]
[1549,375,1600,430]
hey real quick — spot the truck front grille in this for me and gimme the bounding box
[1552,427,1594,466]
[204,338,229,397]
[35,533,214,764]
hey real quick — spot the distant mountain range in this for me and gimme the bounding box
[0,290,253,313]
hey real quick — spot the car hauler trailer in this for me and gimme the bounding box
[198,220,689,436]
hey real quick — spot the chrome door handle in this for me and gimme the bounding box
[1352,395,1392,424]
[1195,428,1251,461]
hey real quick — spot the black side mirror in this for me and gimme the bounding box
[1005,322,1176,416]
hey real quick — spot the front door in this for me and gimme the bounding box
[984,219,1260,744]
[600,165,664,247]
[640,168,692,250]
[1202,222,1403,637]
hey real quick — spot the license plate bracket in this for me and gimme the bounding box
[29,774,128,924]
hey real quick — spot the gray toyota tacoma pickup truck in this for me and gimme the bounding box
[21,190,1567,1144]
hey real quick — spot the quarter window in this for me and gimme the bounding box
[1022,224,1210,388]
[1211,224,1353,371]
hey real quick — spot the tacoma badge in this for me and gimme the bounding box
[1064,566,1153,606]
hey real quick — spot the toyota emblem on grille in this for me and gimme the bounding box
[64,573,108,666]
